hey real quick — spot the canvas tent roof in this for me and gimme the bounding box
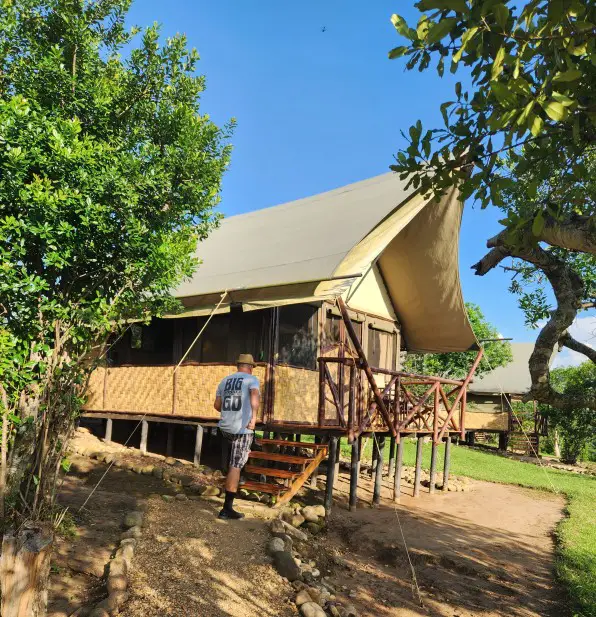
[468,342,536,396]
[173,172,477,353]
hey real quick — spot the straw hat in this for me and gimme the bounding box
[236,353,256,366]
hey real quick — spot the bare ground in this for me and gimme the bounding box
[49,430,565,617]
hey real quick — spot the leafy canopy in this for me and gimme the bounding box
[405,303,513,378]
[0,0,233,404]
[388,0,595,233]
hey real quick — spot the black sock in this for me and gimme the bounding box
[224,490,236,511]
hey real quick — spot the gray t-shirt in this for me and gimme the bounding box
[216,371,260,435]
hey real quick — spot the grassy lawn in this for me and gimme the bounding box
[335,436,596,617]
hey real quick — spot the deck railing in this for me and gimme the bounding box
[318,356,472,442]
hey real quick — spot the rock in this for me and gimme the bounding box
[306,586,322,604]
[268,537,286,554]
[311,568,320,578]
[343,603,358,616]
[212,469,224,479]
[330,606,341,617]
[123,511,143,528]
[305,522,324,536]
[162,494,174,502]
[121,526,142,540]
[96,591,129,613]
[295,589,313,606]
[165,457,177,465]
[273,551,302,581]
[70,458,95,474]
[282,509,306,528]
[201,485,220,497]
[277,533,293,552]
[88,609,110,617]
[169,474,181,485]
[132,465,145,474]
[152,467,164,479]
[179,475,195,487]
[142,465,154,475]
[106,573,127,594]
[271,518,308,542]
[300,601,326,617]
[120,538,136,549]
[189,482,204,494]
[175,493,188,501]
[302,504,325,521]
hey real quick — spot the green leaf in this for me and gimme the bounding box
[491,46,506,79]
[493,3,509,28]
[529,114,544,136]
[491,81,517,107]
[453,26,479,63]
[552,91,574,107]
[540,100,569,121]
[388,46,410,59]
[391,14,416,41]
[517,100,534,125]
[426,17,457,43]
[532,211,545,237]
[552,69,582,82]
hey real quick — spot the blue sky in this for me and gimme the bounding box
[126,1,594,360]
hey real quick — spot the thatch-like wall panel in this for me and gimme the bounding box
[82,367,105,411]
[465,411,509,431]
[104,366,174,415]
[274,365,319,424]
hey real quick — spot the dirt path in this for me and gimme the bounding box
[317,473,565,617]
[50,430,565,617]
[120,496,294,617]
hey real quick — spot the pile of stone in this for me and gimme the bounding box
[267,505,358,617]
[86,509,144,617]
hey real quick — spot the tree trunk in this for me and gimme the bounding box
[553,429,561,459]
[0,525,53,617]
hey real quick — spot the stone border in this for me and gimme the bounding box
[267,506,359,617]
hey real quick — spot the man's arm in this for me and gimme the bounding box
[246,388,260,430]
[214,396,222,412]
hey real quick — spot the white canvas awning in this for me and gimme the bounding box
[172,172,477,353]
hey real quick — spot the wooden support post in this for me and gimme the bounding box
[429,440,437,494]
[324,436,338,516]
[370,437,378,477]
[388,435,396,478]
[443,436,451,492]
[263,431,271,440]
[372,435,385,507]
[194,425,204,468]
[310,436,320,488]
[498,431,507,451]
[166,424,175,457]
[140,420,149,456]
[413,435,423,498]
[467,431,475,446]
[334,437,341,487]
[349,437,360,511]
[325,436,337,517]
[104,418,113,443]
[393,435,404,502]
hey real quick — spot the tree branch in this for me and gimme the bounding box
[473,229,596,411]
[560,332,596,364]
[540,216,596,255]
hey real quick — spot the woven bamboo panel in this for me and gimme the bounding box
[104,366,174,415]
[274,365,319,424]
[82,367,105,411]
[465,411,508,431]
[175,364,266,419]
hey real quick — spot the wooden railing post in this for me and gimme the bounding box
[318,360,326,427]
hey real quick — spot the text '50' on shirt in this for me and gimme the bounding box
[216,372,260,435]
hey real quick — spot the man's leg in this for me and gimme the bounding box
[219,434,251,519]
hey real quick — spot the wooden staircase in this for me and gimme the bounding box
[242,437,329,507]
[508,432,539,456]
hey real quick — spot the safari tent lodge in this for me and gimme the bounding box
[82,173,506,506]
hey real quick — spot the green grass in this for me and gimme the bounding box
[343,436,596,617]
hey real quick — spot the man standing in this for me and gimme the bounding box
[214,353,260,520]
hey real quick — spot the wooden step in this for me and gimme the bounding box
[244,465,301,479]
[240,480,285,494]
[256,438,328,450]
[248,451,314,465]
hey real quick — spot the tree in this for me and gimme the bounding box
[404,302,513,378]
[387,0,596,411]
[542,362,596,463]
[0,1,232,613]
